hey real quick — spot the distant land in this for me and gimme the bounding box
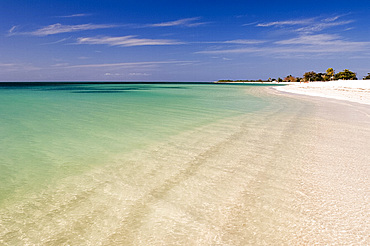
[217,69,370,83]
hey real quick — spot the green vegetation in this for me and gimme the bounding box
[364,73,370,80]
[284,75,296,82]
[334,69,357,80]
[326,68,334,77]
[301,68,357,81]
[217,68,360,83]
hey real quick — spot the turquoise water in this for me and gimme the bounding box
[0,83,267,206]
[3,82,321,245]
[1,82,368,245]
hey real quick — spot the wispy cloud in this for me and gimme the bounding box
[66,61,196,69]
[257,19,314,27]
[197,34,370,56]
[275,34,370,52]
[51,63,70,67]
[0,63,40,72]
[197,14,365,58]
[104,72,151,76]
[196,47,263,55]
[242,22,258,26]
[77,35,184,47]
[8,26,17,33]
[41,37,71,45]
[0,63,17,67]
[323,13,350,22]
[222,39,265,45]
[129,72,151,76]
[148,17,206,27]
[8,17,205,38]
[7,25,19,36]
[57,13,92,18]
[276,34,341,45]
[10,23,117,36]
[105,72,122,76]
[194,39,265,45]
[194,39,267,54]
[296,20,353,33]
[256,15,353,34]
[2,61,195,75]
[324,16,340,22]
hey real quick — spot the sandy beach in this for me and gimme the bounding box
[271,87,370,244]
[275,80,370,105]
[274,81,370,244]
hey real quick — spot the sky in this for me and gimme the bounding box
[1,0,370,82]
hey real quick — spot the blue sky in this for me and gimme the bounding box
[1,0,370,81]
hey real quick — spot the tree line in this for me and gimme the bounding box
[217,69,370,83]
[284,68,358,82]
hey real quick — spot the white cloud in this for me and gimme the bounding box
[104,72,151,76]
[8,26,17,34]
[276,34,340,45]
[257,19,314,27]
[296,20,353,33]
[0,63,40,72]
[194,39,265,45]
[242,22,258,26]
[256,15,353,34]
[41,37,71,45]
[0,63,17,67]
[197,34,370,56]
[196,47,263,55]
[57,13,92,18]
[77,35,184,47]
[129,73,151,76]
[149,17,206,27]
[104,73,121,76]
[324,16,340,22]
[13,23,117,36]
[66,61,195,69]
[223,39,265,45]
[197,14,364,58]
[323,14,350,22]
[276,34,370,52]
[51,63,70,67]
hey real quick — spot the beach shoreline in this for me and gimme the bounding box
[275,80,370,105]
[270,86,370,244]
[0,84,368,245]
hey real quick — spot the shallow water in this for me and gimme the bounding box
[0,83,265,204]
[0,83,368,245]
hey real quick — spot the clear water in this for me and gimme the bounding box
[0,83,268,205]
[1,83,367,245]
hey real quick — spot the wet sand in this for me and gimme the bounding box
[271,88,370,245]
[112,88,370,245]
[0,87,369,245]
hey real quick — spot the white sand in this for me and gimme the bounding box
[276,80,370,105]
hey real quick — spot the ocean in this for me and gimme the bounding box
[0,83,268,205]
[1,82,368,245]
